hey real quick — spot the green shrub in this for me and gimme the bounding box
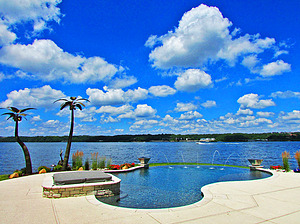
[20,167,26,175]
[84,159,90,170]
[38,166,51,172]
[13,169,23,176]
[0,174,9,181]
[53,165,62,171]
[98,157,106,169]
[106,158,112,168]
[91,152,98,170]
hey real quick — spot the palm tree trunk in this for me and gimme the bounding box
[15,120,32,175]
[62,109,74,170]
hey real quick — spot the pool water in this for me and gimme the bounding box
[97,165,271,209]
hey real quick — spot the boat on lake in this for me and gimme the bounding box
[196,138,216,144]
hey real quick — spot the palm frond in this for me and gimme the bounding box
[1,112,15,116]
[60,102,72,110]
[75,104,83,110]
[77,98,90,102]
[19,113,28,117]
[2,113,16,120]
[7,115,14,120]
[77,102,86,107]
[20,108,35,113]
[53,98,69,104]
[2,112,16,121]
[8,107,20,113]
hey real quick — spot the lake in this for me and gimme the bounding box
[1,141,300,175]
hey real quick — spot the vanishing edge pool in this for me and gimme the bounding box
[97,165,271,209]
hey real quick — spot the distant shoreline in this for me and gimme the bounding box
[0,132,299,142]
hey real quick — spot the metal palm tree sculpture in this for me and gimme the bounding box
[1,107,35,174]
[54,97,90,170]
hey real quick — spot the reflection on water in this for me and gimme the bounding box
[1,141,300,174]
[249,170,264,179]
[138,168,149,177]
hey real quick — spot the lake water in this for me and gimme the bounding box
[1,141,300,174]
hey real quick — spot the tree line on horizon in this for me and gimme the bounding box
[1,132,300,143]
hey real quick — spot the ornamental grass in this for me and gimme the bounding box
[91,152,99,170]
[295,151,300,168]
[98,157,106,169]
[281,151,290,172]
[72,150,84,170]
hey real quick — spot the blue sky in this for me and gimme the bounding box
[0,0,300,136]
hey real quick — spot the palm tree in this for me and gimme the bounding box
[54,97,89,170]
[1,107,35,175]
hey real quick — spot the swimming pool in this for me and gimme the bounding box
[97,165,271,209]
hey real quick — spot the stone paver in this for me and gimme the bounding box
[1,169,300,224]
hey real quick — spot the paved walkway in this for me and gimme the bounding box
[1,169,300,224]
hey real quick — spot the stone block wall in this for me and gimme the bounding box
[43,181,120,199]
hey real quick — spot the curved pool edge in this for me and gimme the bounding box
[199,168,277,205]
[86,167,276,213]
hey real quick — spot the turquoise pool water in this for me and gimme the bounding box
[97,165,271,209]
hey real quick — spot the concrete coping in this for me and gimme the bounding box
[103,164,145,173]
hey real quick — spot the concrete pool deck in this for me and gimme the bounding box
[1,169,300,224]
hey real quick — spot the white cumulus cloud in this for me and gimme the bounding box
[236,108,253,116]
[0,0,62,32]
[146,4,278,70]
[256,112,275,117]
[201,100,216,108]
[271,90,300,99]
[31,115,42,122]
[218,35,275,66]
[148,85,176,97]
[147,4,231,69]
[280,110,300,121]
[130,119,159,131]
[237,93,275,109]
[0,23,17,46]
[0,85,66,109]
[260,60,291,77]
[96,105,134,116]
[241,55,261,73]
[107,75,137,89]
[0,39,122,83]
[118,104,157,119]
[175,102,197,112]
[87,87,148,106]
[175,69,212,92]
[179,111,202,120]
[134,104,157,117]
